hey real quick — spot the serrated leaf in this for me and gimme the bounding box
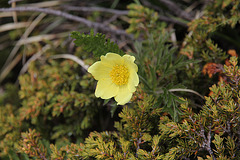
[71,31,124,57]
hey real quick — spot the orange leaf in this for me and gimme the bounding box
[228,49,238,57]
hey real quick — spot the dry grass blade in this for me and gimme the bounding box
[64,6,129,15]
[50,54,89,71]
[18,0,63,8]
[0,7,133,39]
[0,12,14,18]
[169,88,204,99]
[0,13,46,83]
[11,1,18,23]
[18,44,51,76]
[17,33,68,46]
[0,54,22,83]
[0,22,30,32]
[1,0,63,18]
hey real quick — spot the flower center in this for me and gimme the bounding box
[110,65,129,86]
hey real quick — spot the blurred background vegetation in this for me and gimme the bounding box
[0,0,240,159]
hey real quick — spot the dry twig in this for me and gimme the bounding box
[0,7,133,40]
[18,44,51,76]
[64,6,129,15]
[158,0,193,21]
[0,13,46,83]
[0,13,46,74]
[140,0,188,27]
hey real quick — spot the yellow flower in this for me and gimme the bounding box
[88,53,139,105]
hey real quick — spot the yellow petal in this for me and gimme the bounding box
[95,78,119,99]
[89,53,139,104]
[101,53,124,66]
[123,55,138,72]
[123,54,135,62]
[114,86,132,105]
[88,61,112,80]
[128,71,139,92]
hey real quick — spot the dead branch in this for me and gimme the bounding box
[64,6,129,15]
[64,5,187,27]
[140,0,188,27]
[0,6,133,40]
[158,0,193,21]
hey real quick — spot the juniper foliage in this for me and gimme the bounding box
[1,0,240,159]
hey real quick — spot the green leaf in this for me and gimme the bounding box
[71,30,125,57]
[8,149,20,160]
[110,104,118,118]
